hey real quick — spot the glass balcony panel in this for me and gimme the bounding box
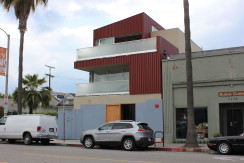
[76,80,129,96]
[76,37,157,61]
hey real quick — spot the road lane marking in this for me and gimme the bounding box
[212,157,236,162]
[25,153,160,163]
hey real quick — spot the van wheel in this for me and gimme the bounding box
[8,139,16,144]
[123,138,135,151]
[23,133,32,145]
[41,139,50,145]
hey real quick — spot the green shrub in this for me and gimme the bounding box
[213,132,222,137]
[7,110,18,115]
[34,111,58,117]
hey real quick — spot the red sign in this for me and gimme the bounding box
[155,104,159,109]
[0,47,7,76]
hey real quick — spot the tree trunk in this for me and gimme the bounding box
[17,31,25,115]
[183,0,198,147]
[29,107,33,114]
[17,17,27,115]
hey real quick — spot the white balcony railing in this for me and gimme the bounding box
[76,80,129,96]
[76,37,157,61]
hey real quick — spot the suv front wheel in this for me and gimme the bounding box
[123,138,135,151]
[83,136,94,148]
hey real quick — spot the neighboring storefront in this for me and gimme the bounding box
[162,46,244,143]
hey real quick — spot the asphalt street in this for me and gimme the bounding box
[0,141,244,163]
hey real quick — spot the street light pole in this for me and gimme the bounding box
[0,28,10,116]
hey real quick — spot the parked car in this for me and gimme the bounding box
[207,132,244,154]
[0,114,58,145]
[80,120,154,151]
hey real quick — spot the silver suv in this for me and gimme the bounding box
[80,121,154,150]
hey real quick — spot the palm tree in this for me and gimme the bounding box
[0,0,48,114]
[13,74,52,114]
[183,0,198,147]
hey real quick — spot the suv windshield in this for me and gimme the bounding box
[138,123,152,130]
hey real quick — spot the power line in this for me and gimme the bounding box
[54,75,88,81]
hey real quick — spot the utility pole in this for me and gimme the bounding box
[45,65,55,89]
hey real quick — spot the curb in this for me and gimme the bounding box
[149,146,210,153]
[54,143,210,153]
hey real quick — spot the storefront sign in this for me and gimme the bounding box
[0,47,7,76]
[219,91,244,97]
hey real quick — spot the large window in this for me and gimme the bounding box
[115,33,142,43]
[176,108,208,139]
[93,68,129,82]
[94,70,107,82]
[96,37,115,46]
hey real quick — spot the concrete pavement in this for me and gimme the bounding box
[51,139,211,153]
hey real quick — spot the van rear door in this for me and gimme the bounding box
[40,116,57,137]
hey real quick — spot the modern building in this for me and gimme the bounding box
[162,46,244,143]
[71,12,202,138]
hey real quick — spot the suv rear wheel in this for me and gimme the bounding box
[83,136,94,148]
[123,138,135,151]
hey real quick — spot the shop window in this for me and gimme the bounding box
[176,108,208,139]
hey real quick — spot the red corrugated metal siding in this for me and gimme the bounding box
[93,13,164,46]
[93,13,144,46]
[129,52,162,94]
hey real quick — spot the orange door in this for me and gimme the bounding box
[106,104,121,123]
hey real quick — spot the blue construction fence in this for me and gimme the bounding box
[58,99,163,140]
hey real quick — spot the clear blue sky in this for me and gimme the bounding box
[0,0,244,94]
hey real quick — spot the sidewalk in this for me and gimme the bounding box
[52,139,211,153]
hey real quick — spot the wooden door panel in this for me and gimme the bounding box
[106,104,121,123]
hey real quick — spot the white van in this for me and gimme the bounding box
[0,114,58,145]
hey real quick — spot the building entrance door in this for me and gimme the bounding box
[106,104,135,123]
[227,109,243,136]
[220,103,244,136]
[121,104,135,121]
